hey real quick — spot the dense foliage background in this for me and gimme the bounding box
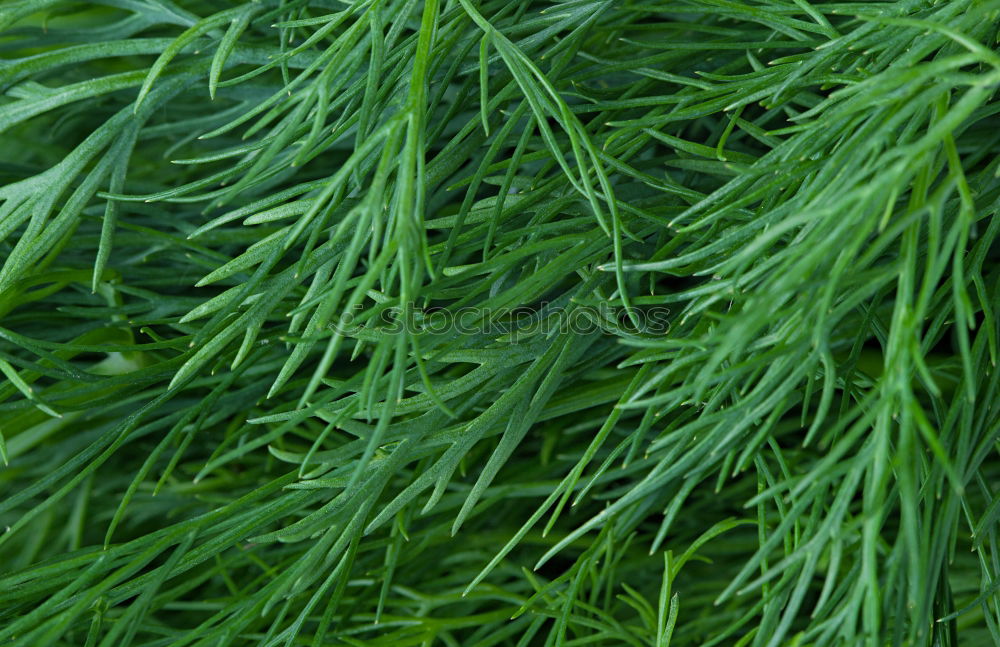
[1,0,1000,645]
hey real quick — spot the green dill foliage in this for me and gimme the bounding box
[1,0,1000,645]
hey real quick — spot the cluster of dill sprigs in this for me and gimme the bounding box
[1,0,999,645]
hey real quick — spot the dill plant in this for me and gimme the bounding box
[1,0,999,645]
